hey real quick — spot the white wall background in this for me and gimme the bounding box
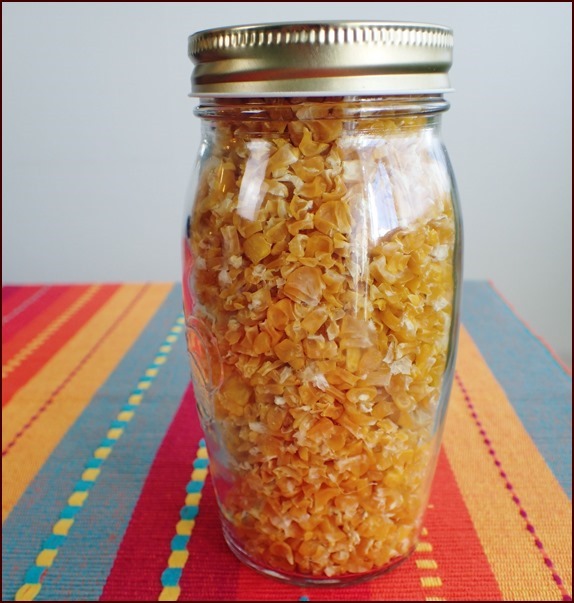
[3,2,572,365]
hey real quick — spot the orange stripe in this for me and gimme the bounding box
[1,285,119,407]
[2,284,172,523]
[2,286,90,362]
[443,326,572,600]
[413,451,503,601]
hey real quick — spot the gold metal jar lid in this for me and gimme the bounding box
[188,21,453,97]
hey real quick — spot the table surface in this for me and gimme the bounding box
[2,281,571,602]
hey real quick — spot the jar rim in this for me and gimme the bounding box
[188,21,453,97]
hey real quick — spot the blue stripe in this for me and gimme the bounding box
[99,438,117,448]
[170,535,189,551]
[462,281,572,499]
[192,458,209,469]
[24,566,45,584]
[85,458,104,469]
[109,420,128,429]
[60,506,81,520]
[186,480,204,494]
[42,536,66,550]
[73,480,95,492]
[41,290,190,600]
[161,568,182,587]
[1,286,188,601]
[180,505,199,520]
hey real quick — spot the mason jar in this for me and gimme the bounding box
[182,21,462,585]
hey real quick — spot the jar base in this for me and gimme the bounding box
[222,524,414,587]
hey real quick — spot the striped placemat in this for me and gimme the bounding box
[2,282,571,601]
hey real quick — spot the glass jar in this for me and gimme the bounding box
[183,21,462,586]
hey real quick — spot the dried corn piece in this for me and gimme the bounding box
[186,99,456,580]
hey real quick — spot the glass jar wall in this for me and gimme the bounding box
[182,93,462,584]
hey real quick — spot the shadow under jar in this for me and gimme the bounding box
[182,21,462,586]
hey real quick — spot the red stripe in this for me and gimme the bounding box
[2,285,120,407]
[2,286,86,356]
[2,287,64,343]
[100,383,202,601]
[180,473,243,601]
[2,286,26,306]
[1,286,44,318]
[2,286,22,304]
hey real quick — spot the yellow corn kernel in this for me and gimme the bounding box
[244,233,271,264]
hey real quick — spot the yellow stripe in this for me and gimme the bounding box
[168,550,189,568]
[176,520,195,536]
[443,327,572,600]
[106,428,124,440]
[2,284,172,523]
[36,549,58,567]
[81,468,100,482]
[185,493,202,506]
[416,542,433,553]
[68,492,88,507]
[416,559,438,570]
[191,468,208,481]
[158,587,181,601]
[15,584,41,601]
[128,393,143,405]
[420,576,442,588]
[94,447,112,460]
[53,518,74,536]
